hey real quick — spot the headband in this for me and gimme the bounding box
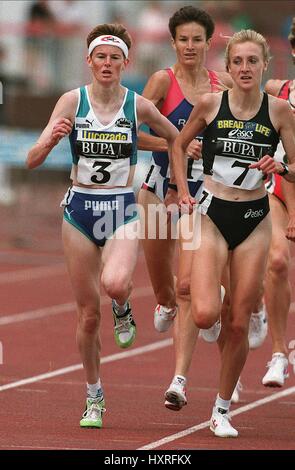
[88,35,128,59]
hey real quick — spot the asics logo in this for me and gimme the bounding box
[228,129,253,139]
[211,418,218,429]
[244,208,264,219]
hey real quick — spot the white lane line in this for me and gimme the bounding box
[0,264,66,284]
[0,255,291,285]
[0,250,147,285]
[1,292,292,326]
[0,285,154,325]
[137,385,295,450]
[1,445,86,450]
[0,338,172,393]
[0,302,75,325]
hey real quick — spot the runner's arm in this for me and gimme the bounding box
[26,90,77,169]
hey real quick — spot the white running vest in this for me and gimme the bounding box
[69,86,137,186]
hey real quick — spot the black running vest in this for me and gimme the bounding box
[202,91,280,190]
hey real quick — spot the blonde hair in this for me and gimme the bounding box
[225,29,270,70]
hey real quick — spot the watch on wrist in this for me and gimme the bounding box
[167,183,178,191]
[280,162,289,176]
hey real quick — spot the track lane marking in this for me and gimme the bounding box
[0,264,66,284]
[0,285,153,325]
[0,250,147,285]
[137,385,295,449]
[1,296,292,326]
[0,338,172,392]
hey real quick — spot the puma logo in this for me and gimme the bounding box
[86,119,94,126]
[65,208,74,220]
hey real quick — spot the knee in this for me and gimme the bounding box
[227,317,249,342]
[268,252,289,278]
[191,303,218,329]
[78,305,100,334]
[102,270,130,300]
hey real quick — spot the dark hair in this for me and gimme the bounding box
[168,6,215,40]
[87,23,132,52]
[288,17,295,48]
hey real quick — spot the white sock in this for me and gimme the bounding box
[113,300,128,316]
[162,305,177,312]
[215,393,231,412]
[174,374,186,384]
[272,352,286,358]
[87,379,103,399]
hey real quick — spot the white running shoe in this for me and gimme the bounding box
[210,407,238,438]
[199,286,225,343]
[248,306,268,349]
[164,375,187,411]
[154,304,177,332]
[262,353,289,387]
[200,319,221,342]
[231,379,243,404]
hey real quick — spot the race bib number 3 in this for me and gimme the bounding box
[77,157,130,186]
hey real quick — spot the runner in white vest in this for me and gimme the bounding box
[27,23,178,429]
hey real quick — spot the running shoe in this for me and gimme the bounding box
[231,378,243,404]
[154,304,177,332]
[80,397,106,428]
[210,406,238,438]
[112,300,136,349]
[164,375,187,411]
[199,286,225,342]
[200,319,221,343]
[248,306,268,349]
[262,353,289,387]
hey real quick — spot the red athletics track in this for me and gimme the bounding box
[0,238,294,451]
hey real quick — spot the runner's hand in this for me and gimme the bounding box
[249,155,278,175]
[51,118,73,145]
[178,194,196,215]
[186,139,202,160]
[286,213,295,242]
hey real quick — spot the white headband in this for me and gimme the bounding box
[88,35,128,59]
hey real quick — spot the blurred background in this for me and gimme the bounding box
[0,0,294,251]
